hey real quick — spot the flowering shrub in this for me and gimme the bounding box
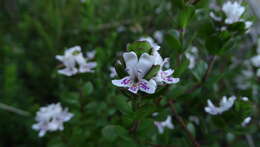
[1,0,260,146]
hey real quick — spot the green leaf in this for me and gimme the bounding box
[227,22,245,33]
[102,125,128,142]
[175,56,189,76]
[114,58,127,78]
[83,82,93,96]
[137,119,157,139]
[133,105,156,120]
[127,41,152,56]
[178,5,195,29]
[191,60,208,82]
[205,34,222,55]
[165,31,182,53]
[144,65,160,80]
[114,95,132,114]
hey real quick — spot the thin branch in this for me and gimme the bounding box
[185,56,217,94]
[0,102,30,116]
[189,0,201,5]
[168,99,200,147]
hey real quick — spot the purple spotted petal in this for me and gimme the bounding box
[163,77,179,84]
[112,76,132,87]
[128,84,139,94]
[139,79,156,94]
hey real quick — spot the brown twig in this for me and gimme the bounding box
[168,99,200,147]
[185,56,216,94]
[189,0,201,5]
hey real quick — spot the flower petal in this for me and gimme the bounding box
[163,69,174,76]
[139,79,156,94]
[123,52,138,76]
[112,76,132,88]
[137,53,154,78]
[55,55,64,62]
[163,77,179,84]
[128,85,139,94]
[58,68,78,76]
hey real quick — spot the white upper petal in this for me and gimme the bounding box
[137,53,154,79]
[123,52,138,77]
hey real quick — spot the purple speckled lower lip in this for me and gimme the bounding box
[121,78,131,85]
[166,77,173,82]
[139,82,149,90]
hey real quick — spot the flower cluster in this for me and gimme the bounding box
[32,103,73,137]
[56,46,97,76]
[210,1,253,29]
[112,38,179,94]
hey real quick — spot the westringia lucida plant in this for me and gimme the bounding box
[1,0,260,146]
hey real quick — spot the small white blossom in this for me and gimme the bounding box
[154,116,174,134]
[153,31,164,43]
[241,97,249,101]
[210,1,253,30]
[112,52,157,94]
[86,50,96,60]
[241,117,252,127]
[32,103,73,137]
[109,66,117,78]
[257,69,260,77]
[222,1,245,24]
[56,46,97,76]
[205,96,236,115]
[152,112,159,117]
[185,47,198,69]
[251,55,260,67]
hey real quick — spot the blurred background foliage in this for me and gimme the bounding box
[0,0,260,146]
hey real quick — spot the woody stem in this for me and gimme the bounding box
[168,99,200,147]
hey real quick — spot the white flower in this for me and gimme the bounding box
[55,46,81,76]
[251,55,260,67]
[154,116,174,134]
[222,1,245,24]
[241,97,249,101]
[32,103,73,137]
[112,52,157,94]
[241,117,252,127]
[139,36,160,51]
[257,69,260,77]
[109,66,117,78]
[257,38,260,54]
[153,58,180,85]
[205,96,236,115]
[56,46,97,76]
[153,31,164,43]
[245,21,253,30]
[185,47,198,69]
